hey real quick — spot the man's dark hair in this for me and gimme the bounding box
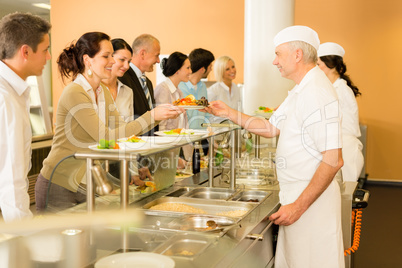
[0,12,51,60]
[188,48,214,73]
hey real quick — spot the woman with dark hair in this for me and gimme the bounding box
[102,38,134,122]
[317,42,363,182]
[154,52,192,131]
[154,52,192,163]
[35,32,183,212]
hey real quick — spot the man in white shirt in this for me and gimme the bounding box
[0,13,51,222]
[205,26,344,267]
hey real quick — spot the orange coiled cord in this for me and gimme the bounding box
[344,208,363,256]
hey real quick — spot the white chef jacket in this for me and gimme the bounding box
[208,81,242,123]
[269,66,344,268]
[0,60,34,222]
[333,78,363,181]
[270,66,342,193]
[113,80,134,122]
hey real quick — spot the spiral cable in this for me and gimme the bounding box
[344,208,363,256]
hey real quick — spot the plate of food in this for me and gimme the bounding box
[254,106,274,118]
[155,128,208,137]
[89,139,127,152]
[118,135,176,151]
[175,170,193,180]
[173,94,208,109]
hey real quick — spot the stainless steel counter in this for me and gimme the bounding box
[123,171,280,267]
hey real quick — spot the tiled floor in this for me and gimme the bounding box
[354,181,402,268]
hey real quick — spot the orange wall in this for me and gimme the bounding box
[51,0,402,181]
[50,0,244,109]
[295,0,402,180]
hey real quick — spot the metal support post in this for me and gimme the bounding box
[208,136,214,187]
[229,130,236,190]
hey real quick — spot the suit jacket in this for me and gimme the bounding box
[119,67,155,118]
[119,67,157,135]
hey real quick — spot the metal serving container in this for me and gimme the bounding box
[153,234,215,260]
[142,197,257,221]
[168,215,236,234]
[181,187,237,200]
[230,190,272,203]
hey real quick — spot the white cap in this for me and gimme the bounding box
[274,25,320,50]
[317,42,345,57]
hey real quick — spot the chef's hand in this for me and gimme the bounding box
[268,203,303,226]
[130,167,153,186]
[151,104,184,121]
[202,100,232,118]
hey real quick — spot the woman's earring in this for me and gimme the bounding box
[87,68,93,78]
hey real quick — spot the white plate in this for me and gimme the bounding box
[174,105,207,110]
[155,129,208,137]
[254,111,273,119]
[88,144,130,152]
[139,136,181,144]
[119,136,181,149]
[95,252,175,268]
[89,143,152,153]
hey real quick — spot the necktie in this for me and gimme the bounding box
[140,75,153,109]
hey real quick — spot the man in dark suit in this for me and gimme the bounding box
[119,34,160,135]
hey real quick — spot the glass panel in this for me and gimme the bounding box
[27,76,47,136]
[27,75,52,137]
[45,148,180,214]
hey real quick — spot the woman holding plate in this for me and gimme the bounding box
[154,52,193,164]
[35,32,183,212]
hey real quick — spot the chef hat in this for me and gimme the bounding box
[274,25,320,50]
[317,42,345,57]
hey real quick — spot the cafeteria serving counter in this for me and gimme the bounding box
[0,127,282,267]
[0,171,280,268]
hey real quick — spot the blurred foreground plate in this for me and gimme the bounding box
[95,252,175,268]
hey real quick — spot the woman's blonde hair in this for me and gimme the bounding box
[214,56,235,82]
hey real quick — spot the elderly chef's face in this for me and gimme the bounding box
[273,43,297,80]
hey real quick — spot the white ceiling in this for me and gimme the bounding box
[0,0,50,19]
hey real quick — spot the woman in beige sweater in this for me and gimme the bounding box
[35,32,183,212]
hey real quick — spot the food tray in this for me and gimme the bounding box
[142,197,257,220]
[230,190,272,202]
[153,234,214,260]
[168,215,236,234]
[181,187,237,200]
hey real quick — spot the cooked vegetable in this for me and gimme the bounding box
[258,106,273,113]
[97,139,120,149]
[126,135,145,143]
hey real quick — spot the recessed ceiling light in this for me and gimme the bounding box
[32,3,51,10]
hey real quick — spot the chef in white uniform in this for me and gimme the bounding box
[317,42,364,182]
[205,26,345,268]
